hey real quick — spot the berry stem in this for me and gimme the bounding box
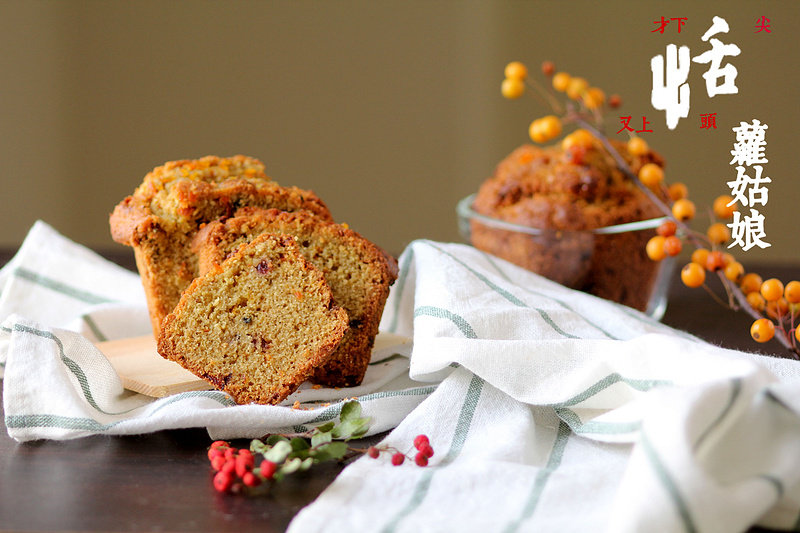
[525,78,564,115]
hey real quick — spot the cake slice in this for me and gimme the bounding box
[109,155,332,336]
[157,233,348,405]
[192,207,398,387]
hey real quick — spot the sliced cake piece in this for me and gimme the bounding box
[157,233,348,405]
[109,155,332,336]
[192,207,398,387]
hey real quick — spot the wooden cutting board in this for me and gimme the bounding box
[95,335,212,398]
[95,332,412,398]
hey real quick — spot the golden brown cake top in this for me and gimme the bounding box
[109,155,333,246]
[193,207,398,284]
[472,137,666,231]
[133,155,270,199]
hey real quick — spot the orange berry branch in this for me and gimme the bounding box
[501,60,800,358]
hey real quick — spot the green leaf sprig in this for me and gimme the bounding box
[208,399,373,492]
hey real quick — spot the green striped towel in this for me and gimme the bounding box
[289,239,800,533]
[0,221,430,441]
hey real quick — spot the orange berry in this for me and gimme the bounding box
[672,198,696,221]
[627,137,649,156]
[608,94,622,108]
[706,223,730,245]
[761,278,785,302]
[656,220,677,237]
[667,182,689,201]
[713,195,737,219]
[691,248,710,267]
[784,281,800,304]
[541,61,555,77]
[646,235,667,261]
[721,252,734,267]
[681,263,706,288]
[746,291,766,311]
[541,116,562,135]
[583,87,606,109]
[663,235,682,257]
[796,327,800,344]
[767,298,789,320]
[723,261,744,282]
[529,115,562,144]
[501,78,525,99]
[638,163,664,188]
[705,251,726,272]
[529,120,545,143]
[552,72,571,92]
[739,273,763,294]
[561,129,594,151]
[566,77,589,100]
[504,61,528,80]
[750,318,775,343]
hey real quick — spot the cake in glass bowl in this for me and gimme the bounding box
[459,133,673,316]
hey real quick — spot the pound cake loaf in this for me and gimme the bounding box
[470,135,667,311]
[109,155,332,336]
[157,233,349,405]
[192,207,399,387]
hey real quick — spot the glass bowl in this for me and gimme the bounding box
[456,194,674,319]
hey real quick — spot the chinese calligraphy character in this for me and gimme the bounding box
[650,16,741,128]
[652,16,688,34]
[617,116,653,133]
[726,119,771,251]
[755,16,771,33]
[728,209,770,251]
[651,44,691,130]
[730,119,768,165]
[617,116,634,133]
[700,113,717,129]
[692,16,741,96]
[652,16,670,34]
[726,165,771,207]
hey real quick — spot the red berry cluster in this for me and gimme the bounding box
[208,440,276,493]
[366,434,435,467]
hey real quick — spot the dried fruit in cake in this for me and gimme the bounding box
[192,207,398,387]
[157,233,348,405]
[109,155,332,336]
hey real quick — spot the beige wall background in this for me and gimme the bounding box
[1,0,797,263]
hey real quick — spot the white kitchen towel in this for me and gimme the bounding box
[0,221,428,441]
[289,239,800,533]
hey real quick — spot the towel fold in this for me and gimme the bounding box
[289,239,800,533]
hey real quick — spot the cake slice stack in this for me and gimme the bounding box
[157,234,349,405]
[192,207,398,387]
[110,156,398,404]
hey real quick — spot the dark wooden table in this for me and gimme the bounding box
[0,249,797,532]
